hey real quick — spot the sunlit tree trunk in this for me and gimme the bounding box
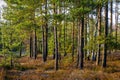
[54,25,58,70]
[53,3,59,70]
[96,6,102,65]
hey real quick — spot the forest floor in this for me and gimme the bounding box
[0,51,120,80]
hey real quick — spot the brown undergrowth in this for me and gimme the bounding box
[0,51,120,80]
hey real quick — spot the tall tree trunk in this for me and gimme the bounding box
[63,1,66,56]
[33,27,37,59]
[109,0,113,54]
[96,6,102,65]
[30,35,33,58]
[86,15,90,61]
[115,0,118,51]
[84,16,88,60]
[44,26,48,58]
[79,16,84,69]
[42,25,47,62]
[58,1,61,61]
[77,19,80,67]
[44,0,48,61]
[110,0,113,34]
[53,3,59,70]
[102,1,108,68]
[54,25,58,70]
[72,21,75,61]
[32,1,37,59]
[42,0,48,62]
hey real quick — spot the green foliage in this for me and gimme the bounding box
[107,35,120,50]
[48,34,54,54]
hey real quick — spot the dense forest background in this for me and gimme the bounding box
[0,0,120,80]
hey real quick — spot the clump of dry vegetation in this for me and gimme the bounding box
[0,68,6,80]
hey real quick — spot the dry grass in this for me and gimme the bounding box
[0,68,6,80]
[0,51,120,80]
